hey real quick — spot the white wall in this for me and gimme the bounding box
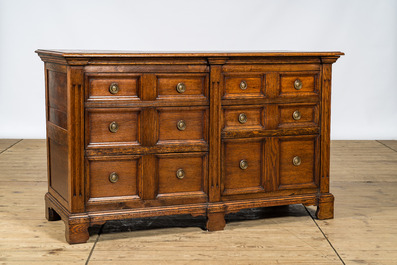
[0,0,396,139]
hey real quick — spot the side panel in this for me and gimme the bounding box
[45,63,69,209]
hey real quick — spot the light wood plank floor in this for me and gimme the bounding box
[0,140,396,265]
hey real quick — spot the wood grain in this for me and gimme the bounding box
[36,51,343,244]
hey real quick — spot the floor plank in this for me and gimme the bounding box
[378,140,397,152]
[0,139,20,153]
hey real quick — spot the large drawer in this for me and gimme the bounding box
[85,152,208,209]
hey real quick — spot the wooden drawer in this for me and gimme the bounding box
[86,108,140,147]
[222,106,264,131]
[221,139,264,196]
[279,136,319,190]
[223,74,264,99]
[86,74,141,101]
[156,152,208,197]
[278,104,319,128]
[158,107,208,144]
[156,73,208,101]
[87,156,141,200]
[279,73,319,97]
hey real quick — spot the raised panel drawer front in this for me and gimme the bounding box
[86,108,140,147]
[223,74,265,99]
[222,139,264,196]
[279,136,319,190]
[222,106,264,131]
[158,107,208,144]
[156,73,208,101]
[156,152,208,203]
[278,104,319,128]
[279,73,319,97]
[86,74,141,101]
[87,156,141,200]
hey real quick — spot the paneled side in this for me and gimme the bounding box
[48,139,69,201]
[46,63,69,209]
[48,70,67,129]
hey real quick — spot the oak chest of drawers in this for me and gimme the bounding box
[36,50,343,244]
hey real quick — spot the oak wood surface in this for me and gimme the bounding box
[36,50,342,244]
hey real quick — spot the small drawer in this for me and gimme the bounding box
[222,139,264,196]
[156,74,208,101]
[157,152,207,196]
[279,137,318,189]
[223,106,264,131]
[86,108,140,147]
[278,104,319,128]
[158,107,208,144]
[223,74,264,99]
[86,74,141,100]
[280,74,318,97]
[88,156,141,199]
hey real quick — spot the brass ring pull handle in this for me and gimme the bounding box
[177,120,186,131]
[109,83,119,94]
[292,156,301,166]
[176,169,185,179]
[238,113,248,124]
[294,79,303,90]
[176,82,186,93]
[109,121,119,133]
[239,159,248,170]
[240,80,247,90]
[292,110,301,120]
[109,172,119,183]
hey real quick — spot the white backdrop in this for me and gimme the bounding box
[0,0,396,139]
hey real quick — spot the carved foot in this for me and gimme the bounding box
[316,193,334,220]
[206,212,226,231]
[65,218,90,244]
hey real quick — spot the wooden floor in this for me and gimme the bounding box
[0,140,396,265]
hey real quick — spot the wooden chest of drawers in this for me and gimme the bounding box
[36,50,343,244]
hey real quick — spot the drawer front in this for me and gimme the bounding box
[279,136,318,190]
[86,74,141,101]
[156,152,208,198]
[223,74,264,99]
[222,139,264,196]
[87,156,141,200]
[222,106,264,131]
[278,104,319,128]
[279,73,319,97]
[156,74,208,101]
[158,107,208,144]
[86,108,140,147]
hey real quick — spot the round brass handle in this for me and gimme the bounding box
[239,159,248,170]
[176,120,186,131]
[292,110,301,121]
[109,121,119,133]
[292,156,301,166]
[176,82,186,93]
[294,79,303,90]
[176,169,185,179]
[109,83,119,94]
[240,80,247,90]
[238,113,248,124]
[109,172,119,183]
